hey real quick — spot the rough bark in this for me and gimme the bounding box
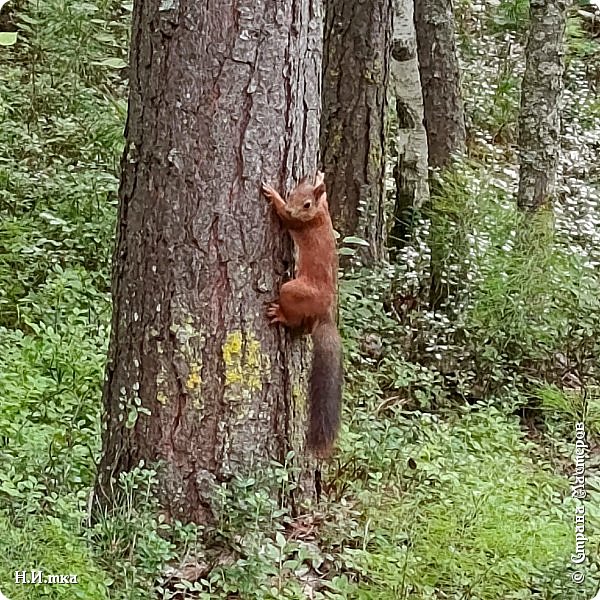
[320,0,393,262]
[517,0,568,211]
[95,0,322,524]
[388,0,429,253]
[414,0,466,169]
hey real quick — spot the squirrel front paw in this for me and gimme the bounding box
[261,182,279,203]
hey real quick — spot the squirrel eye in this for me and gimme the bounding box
[303,201,312,209]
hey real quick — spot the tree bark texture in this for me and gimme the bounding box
[320,0,393,262]
[414,0,466,169]
[95,0,322,524]
[388,0,429,252]
[517,0,568,211]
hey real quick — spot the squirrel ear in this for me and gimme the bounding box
[313,182,326,201]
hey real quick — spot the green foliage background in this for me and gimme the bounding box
[1,0,600,598]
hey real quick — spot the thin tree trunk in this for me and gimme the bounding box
[517,0,568,211]
[95,0,322,524]
[414,0,466,169]
[389,0,429,253]
[320,0,393,262]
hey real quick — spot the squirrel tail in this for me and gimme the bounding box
[307,319,343,458]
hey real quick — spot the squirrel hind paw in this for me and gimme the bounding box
[266,302,286,325]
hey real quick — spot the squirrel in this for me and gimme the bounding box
[262,171,343,458]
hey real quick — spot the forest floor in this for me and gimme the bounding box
[1,0,600,599]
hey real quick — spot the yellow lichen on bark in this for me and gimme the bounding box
[222,330,270,393]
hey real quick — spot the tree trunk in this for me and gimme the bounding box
[320,0,393,262]
[95,0,322,524]
[517,0,568,211]
[388,0,429,254]
[414,0,466,169]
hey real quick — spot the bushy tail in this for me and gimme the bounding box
[307,319,343,458]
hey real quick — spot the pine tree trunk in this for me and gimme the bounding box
[320,0,393,262]
[95,0,322,524]
[517,0,568,211]
[388,0,429,253]
[414,0,466,169]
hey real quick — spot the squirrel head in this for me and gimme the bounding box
[286,172,327,223]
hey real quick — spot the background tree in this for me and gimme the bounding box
[414,0,466,169]
[95,0,323,524]
[320,0,394,262]
[388,0,429,253]
[517,0,569,210]
[414,0,466,308]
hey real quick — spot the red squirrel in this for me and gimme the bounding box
[262,171,343,458]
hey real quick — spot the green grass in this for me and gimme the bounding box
[0,516,111,599]
[320,406,590,599]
